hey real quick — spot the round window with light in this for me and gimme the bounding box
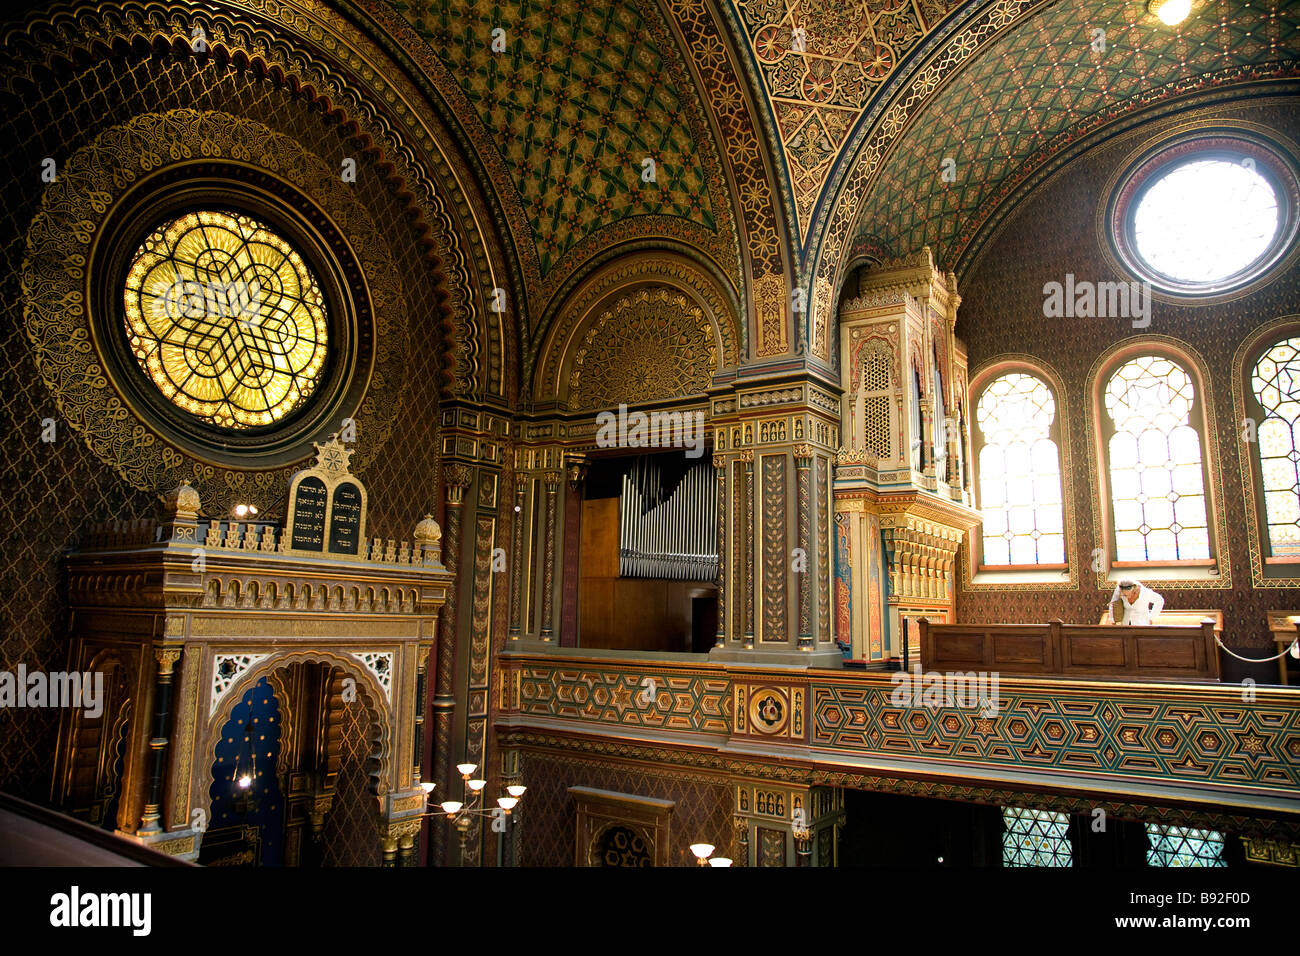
[123,210,330,430]
[1107,134,1300,299]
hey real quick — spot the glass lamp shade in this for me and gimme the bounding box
[1149,0,1191,25]
[420,782,436,794]
[440,801,463,815]
[457,763,478,777]
[468,779,487,792]
[707,858,733,867]
[506,785,527,798]
[689,843,715,860]
[497,797,519,811]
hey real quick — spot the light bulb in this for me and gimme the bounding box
[237,774,252,790]
[1149,0,1191,26]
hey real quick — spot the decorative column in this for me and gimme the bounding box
[733,816,749,867]
[742,450,755,650]
[431,464,471,866]
[138,646,181,835]
[714,453,727,648]
[794,444,814,652]
[561,460,587,647]
[508,476,527,641]
[538,471,561,641]
[708,382,841,667]
[501,746,523,867]
[412,650,428,785]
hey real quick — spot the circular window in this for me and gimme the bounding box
[1109,134,1300,298]
[88,162,377,470]
[123,210,330,429]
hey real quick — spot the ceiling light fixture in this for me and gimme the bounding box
[1148,0,1191,26]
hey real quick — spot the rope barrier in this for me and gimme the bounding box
[1215,635,1298,663]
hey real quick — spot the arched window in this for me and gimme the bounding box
[1103,355,1210,563]
[1250,335,1300,558]
[974,373,1065,566]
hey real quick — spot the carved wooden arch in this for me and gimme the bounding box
[2,0,512,404]
[196,650,393,829]
[531,250,743,407]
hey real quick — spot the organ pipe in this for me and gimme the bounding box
[618,456,717,580]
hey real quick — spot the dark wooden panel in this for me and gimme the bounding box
[1133,636,1203,671]
[1062,635,1129,669]
[922,619,1220,680]
[991,633,1052,666]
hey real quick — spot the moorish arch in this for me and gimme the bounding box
[531,250,744,409]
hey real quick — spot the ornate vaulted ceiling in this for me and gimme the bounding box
[842,0,1300,279]
[342,0,1300,379]
[366,0,744,339]
[728,0,962,243]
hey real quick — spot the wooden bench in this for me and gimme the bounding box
[921,617,1221,681]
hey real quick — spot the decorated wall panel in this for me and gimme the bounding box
[954,100,1300,656]
[0,30,461,795]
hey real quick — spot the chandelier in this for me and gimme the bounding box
[419,763,525,865]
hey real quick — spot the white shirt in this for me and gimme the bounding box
[1117,587,1164,625]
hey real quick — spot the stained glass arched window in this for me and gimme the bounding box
[123,210,329,430]
[1251,336,1300,557]
[1104,355,1210,562]
[975,373,1065,566]
[1002,807,1072,867]
[1145,825,1226,867]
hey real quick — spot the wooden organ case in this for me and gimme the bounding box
[51,439,452,864]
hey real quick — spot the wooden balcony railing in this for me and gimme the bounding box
[498,647,1300,816]
[919,618,1220,681]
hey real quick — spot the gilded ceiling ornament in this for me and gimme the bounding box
[4,0,489,402]
[535,256,740,402]
[568,287,718,410]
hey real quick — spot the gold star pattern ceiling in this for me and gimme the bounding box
[734,0,962,241]
[386,0,723,281]
[850,0,1300,274]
